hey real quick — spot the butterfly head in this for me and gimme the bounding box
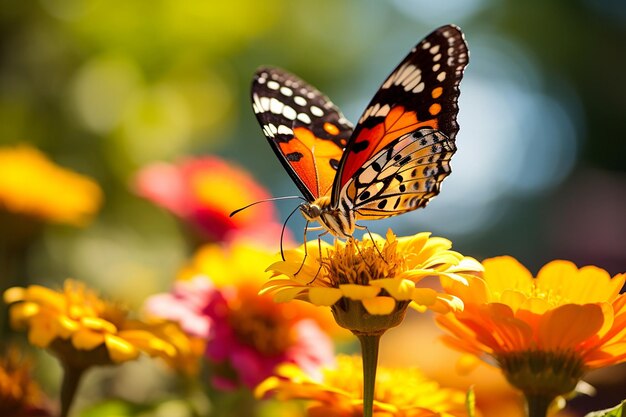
[300,196,355,239]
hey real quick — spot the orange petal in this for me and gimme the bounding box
[538,304,604,350]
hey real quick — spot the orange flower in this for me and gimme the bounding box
[0,346,51,416]
[256,355,470,417]
[0,144,102,226]
[436,256,626,411]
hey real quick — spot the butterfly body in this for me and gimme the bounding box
[251,25,469,240]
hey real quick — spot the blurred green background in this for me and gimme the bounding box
[1,0,625,413]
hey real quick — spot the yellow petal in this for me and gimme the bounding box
[104,335,140,363]
[370,278,415,300]
[72,329,105,350]
[8,302,40,327]
[410,288,438,306]
[28,318,58,347]
[362,296,396,315]
[265,261,320,281]
[499,290,526,312]
[339,284,381,300]
[272,287,307,303]
[520,297,551,315]
[3,287,26,303]
[24,285,67,311]
[482,256,533,296]
[309,287,342,306]
[81,317,117,333]
[56,316,80,338]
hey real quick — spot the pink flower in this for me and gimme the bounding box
[144,242,336,390]
[133,156,286,246]
[144,276,218,339]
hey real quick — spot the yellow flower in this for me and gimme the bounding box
[0,144,102,226]
[263,230,481,332]
[436,256,626,404]
[4,280,197,373]
[0,346,49,416]
[256,355,469,417]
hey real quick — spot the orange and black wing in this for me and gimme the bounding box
[251,67,353,202]
[332,25,469,216]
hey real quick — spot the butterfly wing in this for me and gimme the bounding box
[341,128,456,219]
[251,67,353,202]
[332,25,469,216]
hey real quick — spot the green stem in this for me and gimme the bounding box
[525,393,554,417]
[357,333,381,417]
[60,365,86,417]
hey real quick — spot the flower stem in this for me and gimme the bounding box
[357,333,381,417]
[525,393,554,417]
[60,365,86,417]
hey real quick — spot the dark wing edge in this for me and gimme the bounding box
[331,24,469,204]
[251,66,353,201]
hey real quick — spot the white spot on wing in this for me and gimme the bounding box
[429,45,440,54]
[283,105,297,120]
[374,104,391,117]
[277,125,293,135]
[260,96,270,111]
[269,98,284,114]
[297,112,312,124]
[310,106,324,117]
[437,72,447,82]
[294,96,307,106]
[413,82,425,93]
[267,80,280,90]
[280,86,293,96]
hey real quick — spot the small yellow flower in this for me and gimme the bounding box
[256,355,470,417]
[263,230,481,332]
[4,280,197,373]
[436,256,626,404]
[0,346,49,416]
[0,145,102,226]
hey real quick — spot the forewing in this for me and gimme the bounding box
[251,67,353,201]
[341,128,455,219]
[333,24,469,207]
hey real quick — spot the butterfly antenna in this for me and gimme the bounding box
[229,196,306,217]
[280,204,303,261]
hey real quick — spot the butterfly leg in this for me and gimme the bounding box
[355,224,387,263]
[307,230,329,285]
[294,222,324,277]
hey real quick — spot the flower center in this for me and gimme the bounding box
[228,304,293,356]
[325,238,405,286]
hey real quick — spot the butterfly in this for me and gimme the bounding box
[251,24,469,240]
